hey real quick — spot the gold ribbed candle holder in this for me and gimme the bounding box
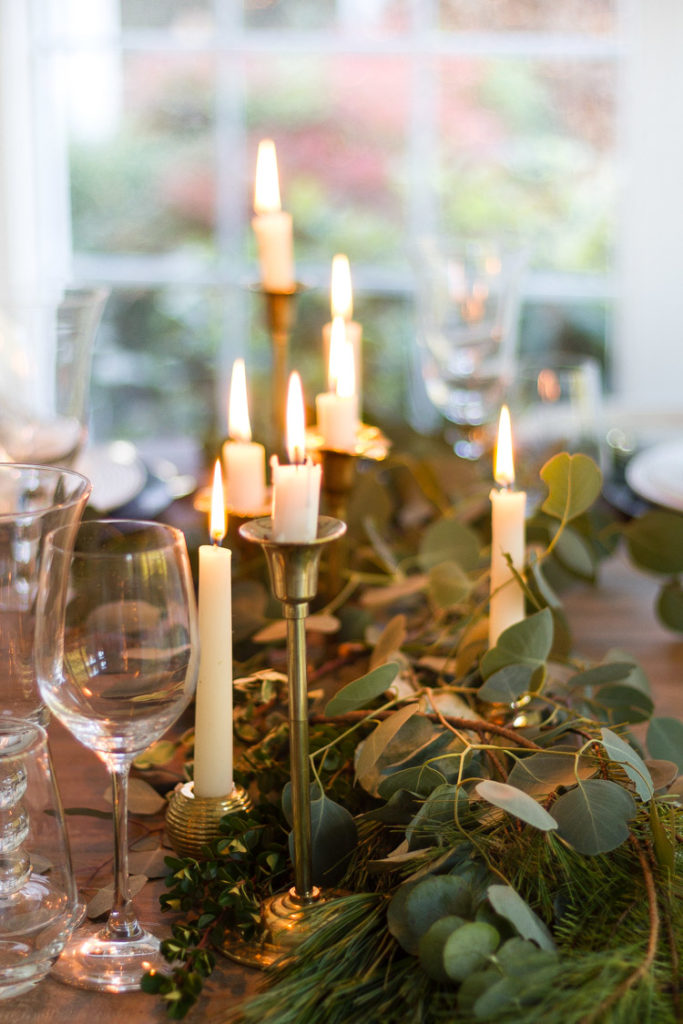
[166,781,253,860]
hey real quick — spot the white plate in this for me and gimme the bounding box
[75,442,147,512]
[626,439,683,512]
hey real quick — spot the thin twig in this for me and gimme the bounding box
[309,708,543,750]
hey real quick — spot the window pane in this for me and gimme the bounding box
[245,55,410,263]
[439,0,617,35]
[68,52,217,257]
[91,286,225,447]
[437,58,617,272]
[120,0,214,32]
[244,0,411,33]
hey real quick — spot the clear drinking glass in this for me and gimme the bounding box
[0,717,79,999]
[0,464,92,723]
[0,288,108,467]
[35,519,199,991]
[415,239,526,459]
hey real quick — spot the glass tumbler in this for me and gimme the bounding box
[0,464,92,722]
[0,717,79,999]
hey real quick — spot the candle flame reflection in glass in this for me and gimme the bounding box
[331,254,353,320]
[210,460,227,543]
[286,371,306,465]
[494,404,515,487]
[254,139,281,214]
[328,316,347,392]
[228,358,252,442]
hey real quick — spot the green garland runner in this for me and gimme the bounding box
[142,451,683,1022]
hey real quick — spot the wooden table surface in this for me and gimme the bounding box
[4,555,681,1024]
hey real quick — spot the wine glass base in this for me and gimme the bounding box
[51,923,165,993]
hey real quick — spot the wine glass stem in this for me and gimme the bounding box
[104,758,143,942]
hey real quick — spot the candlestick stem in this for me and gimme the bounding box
[220,515,346,968]
[259,287,301,452]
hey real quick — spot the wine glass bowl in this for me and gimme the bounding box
[35,519,199,991]
[415,239,526,459]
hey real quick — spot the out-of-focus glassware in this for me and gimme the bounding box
[0,288,108,467]
[415,239,526,459]
[0,464,92,723]
[35,519,199,992]
[511,353,603,491]
[0,717,79,999]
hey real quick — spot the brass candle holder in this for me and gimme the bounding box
[219,515,346,969]
[166,781,253,860]
[257,285,302,452]
[306,423,392,597]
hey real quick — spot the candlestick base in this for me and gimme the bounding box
[165,781,253,859]
[219,886,346,969]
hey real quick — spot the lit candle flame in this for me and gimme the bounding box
[254,139,281,214]
[210,459,227,543]
[286,371,306,465]
[331,254,353,320]
[336,339,355,399]
[328,315,347,391]
[228,358,252,442]
[494,404,515,487]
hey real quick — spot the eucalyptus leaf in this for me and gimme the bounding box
[645,759,679,791]
[128,847,172,879]
[283,782,357,885]
[354,702,420,784]
[103,777,166,816]
[593,683,654,724]
[604,649,652,696]
[369,616,407,670]
[478,664,535,704]
[647,717,683,771]
[417,915,467,982]
[540,452,602,524]
[133,739,178,770]
[568,661,635,691]
[480,608,553,680]
[475,781,558,832]
[442,921,500,982]
[428,559,472,609]
[599,727,654,801]
[649,801,675,874]
[406,783,468,849]
[553,526,596,580]
[496,936,558,972]
[507,751,595,796]
[527,552,563,610]
[551,779,637,854]
[656,579,683,632]
[325,662,401,716]
[625,509,683,575]
[487,884,556,952]
[418,518,481,572]
[387,874,475,955]
[378,765,446,799]
[86,874,147,919]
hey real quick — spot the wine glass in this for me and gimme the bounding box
[415,239,526,459]
[35,519,199,991]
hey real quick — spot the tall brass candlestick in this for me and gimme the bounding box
[260,286,300,453]
[320,449,356,598]
[222,515,346,968]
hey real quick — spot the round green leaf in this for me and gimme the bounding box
[378,765,446,799]
[428,560,472,609]
[475,781,558,831]
[540,452,602,523]
[442,921,500,982]
[478,664,535,704]
[508,751,595,796]
[387,874,474,955]
[625,509,683,574]
[325,661,401,716]
[552,779,637,854]
[496,936,558,972]
[594,683,654,724]
[285,787,357,886]
[568,661,635,691]
[647,717,683,772]
[418,518,481,572]
[481,608,553,680]
[656,579,683,632]
[417,915,467,982]
[487,884,556,952]
[553,526,596,580]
